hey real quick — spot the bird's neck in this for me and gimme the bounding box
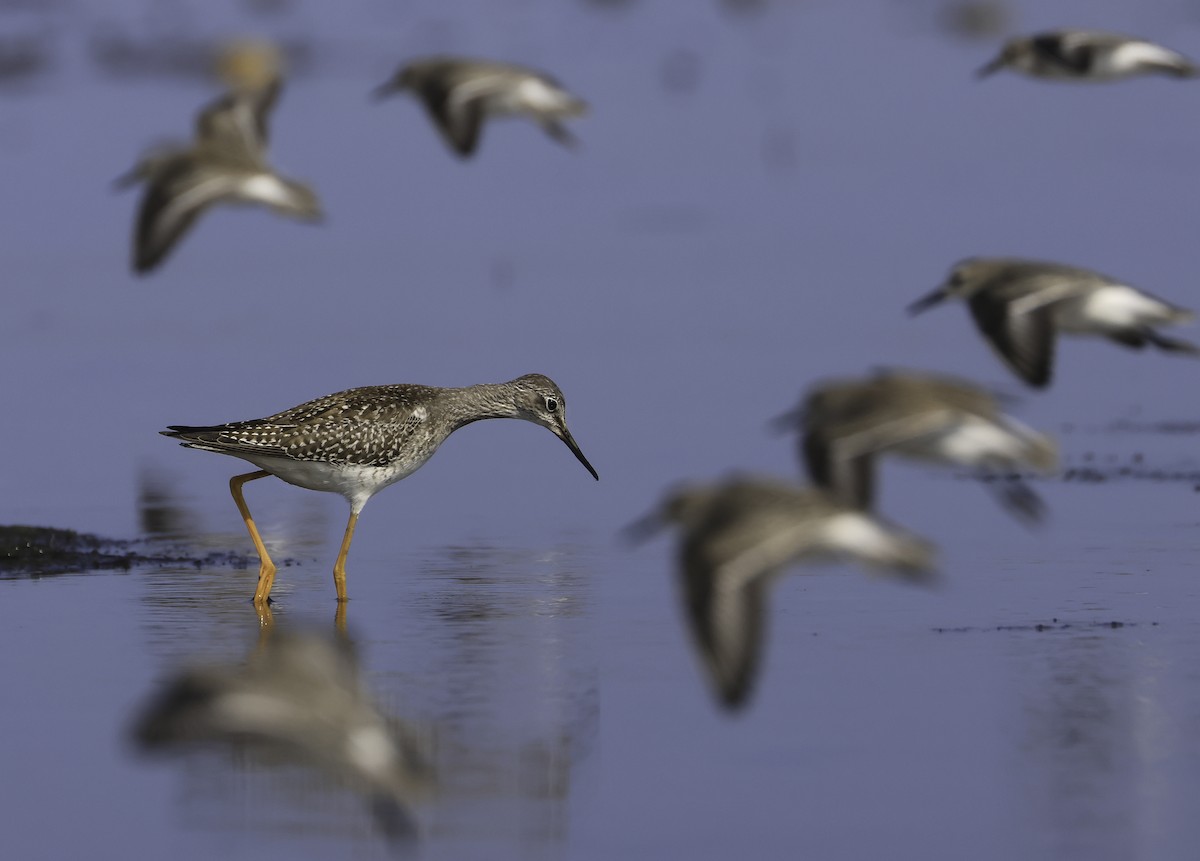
[441,382,520,431]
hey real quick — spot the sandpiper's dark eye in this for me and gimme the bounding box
[545,397,559,413]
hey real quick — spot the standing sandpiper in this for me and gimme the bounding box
[627,475,934,709]
[908,258,1200,388]
[976,30,1198,81]
[162,374,598,605]
[372,56,587,158]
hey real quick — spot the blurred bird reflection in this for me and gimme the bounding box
[131,629,433,845]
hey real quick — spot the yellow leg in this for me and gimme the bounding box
[229,470,277,605]
[332,511,359,603]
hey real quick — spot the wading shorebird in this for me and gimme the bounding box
[908,258,1200,388]
[132,630,432,842]
[372,56,587,158]
[117,76,322,274]
[777,369,1057,522]
[162,374,598,605]
[627,475,934,710]
[977,30,1198,81]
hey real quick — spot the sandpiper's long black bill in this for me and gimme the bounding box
[766,405,805,435]
[557,427,599,481]
[371,80,399,101]
[907,287,948,316]
[976,54,1007,78]
[620,508,665,545]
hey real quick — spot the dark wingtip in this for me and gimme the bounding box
[1023,368,1052,389]
[986,476,1048,527]
[717,679,753,712]
[133,250,160,276]
[370,793,419,846]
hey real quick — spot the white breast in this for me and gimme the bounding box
[246,457,426,514]
[238,173,295,208]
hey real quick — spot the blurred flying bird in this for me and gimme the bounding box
[977,30,1198,81]
[628,475,935,709]
[118,73,321,274]
[373,56,587,158]
[777,369,1057,522]
[909,258,1200,388]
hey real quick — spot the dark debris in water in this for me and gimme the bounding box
[0,524,284,578]
[932,618,1156,634]
[1059,462,1200,486]
[957,454,1200,488]
[1060,416,1200,436]
[1105,418,1200,435]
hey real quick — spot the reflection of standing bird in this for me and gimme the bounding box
[628,476,934,710]
[162,375,598,606]
[977,31,1198,81]
[909,258,1200,388]
[781,370,1057,522]
[132,631,432,842]
[373,57,587,158]
[118,77,322,274]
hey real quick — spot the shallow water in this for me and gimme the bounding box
[3,0,1200,858]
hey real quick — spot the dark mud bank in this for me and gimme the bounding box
[0,525,271,578]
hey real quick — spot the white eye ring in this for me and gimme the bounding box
[545,397,559,412]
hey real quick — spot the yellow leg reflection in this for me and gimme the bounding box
[255,602,276,656]
[334,601,347,634]
[229,470,277,605]
[332,511,359,603]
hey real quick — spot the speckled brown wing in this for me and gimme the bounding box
[163,385,439,466]
[262,385,439,425]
